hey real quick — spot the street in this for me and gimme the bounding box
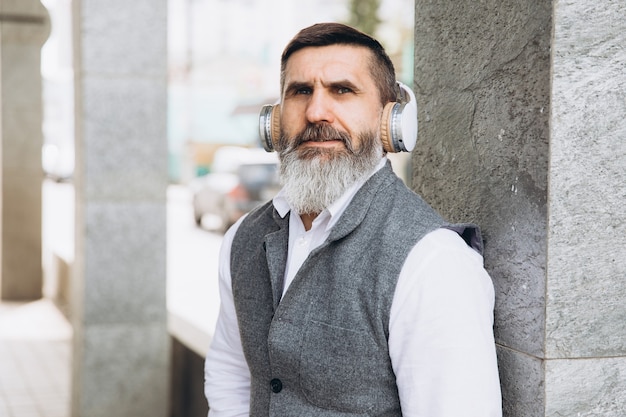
[167,184,223,354]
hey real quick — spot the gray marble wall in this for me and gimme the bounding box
[71,0,169,416]
[412,0,625,415]
[0,0,49,299]
[546,1,626,415]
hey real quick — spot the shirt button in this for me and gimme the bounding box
[270,378,283,393]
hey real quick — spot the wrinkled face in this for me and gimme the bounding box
[275,44,385,215]
[277,44,384,157]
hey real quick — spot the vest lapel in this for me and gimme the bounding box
[328,161,395,242]
[264,209,289,310]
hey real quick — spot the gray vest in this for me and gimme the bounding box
[230,161,482,416]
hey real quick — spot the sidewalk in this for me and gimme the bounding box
[0,299,72,417]
[0,183,222,417]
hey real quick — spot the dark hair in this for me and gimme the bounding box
[280,23,398,104]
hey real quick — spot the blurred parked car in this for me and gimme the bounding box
[189,146,280,232]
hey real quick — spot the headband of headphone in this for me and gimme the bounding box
[259,81,418,153]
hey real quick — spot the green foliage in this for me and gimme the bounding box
[347,0,381,36]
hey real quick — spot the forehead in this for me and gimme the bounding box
[283,44,375,85]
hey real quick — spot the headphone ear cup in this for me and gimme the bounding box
[379,82,418,153]
[380,101,398,153]
[259,104,282,152]
[270,104,281,149]
[395,82,418,152]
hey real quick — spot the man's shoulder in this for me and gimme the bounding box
[366,161,441,218]
[233,199,284,241]
[380,179,445,228]
[243,199,276,222]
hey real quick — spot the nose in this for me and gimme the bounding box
[305,90,334,124]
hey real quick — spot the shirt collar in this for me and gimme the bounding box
[272,157,387,228]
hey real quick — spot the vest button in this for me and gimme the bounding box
[270,378,282,393]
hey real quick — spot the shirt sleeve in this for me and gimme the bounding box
[204,217,251,417]
[389,228,502,417]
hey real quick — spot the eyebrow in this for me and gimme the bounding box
[284,81,311,96]
[284,79,362,96]
[327,79,360,92]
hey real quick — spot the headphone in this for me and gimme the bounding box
[259,81,418,153]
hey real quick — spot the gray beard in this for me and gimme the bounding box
[278,125,382,215]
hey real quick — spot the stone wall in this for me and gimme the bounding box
[412,0,625,415]
[546,0,626,415]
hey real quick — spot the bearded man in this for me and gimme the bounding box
[204,23,502,417]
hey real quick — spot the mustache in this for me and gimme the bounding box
[279,124,354,152]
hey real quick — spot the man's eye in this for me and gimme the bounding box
[337,87,353,94]
[296,88,312,95]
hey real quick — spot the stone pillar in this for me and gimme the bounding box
[0,0,49,299]
[70,1,169,416]
[412,1,625,416]
[545,1,626,415]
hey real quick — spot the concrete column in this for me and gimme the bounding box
[0,0,49,300]
[412,1,625,416]
[70,1,169,416]
[545,1,626,415]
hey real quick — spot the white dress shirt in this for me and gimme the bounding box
[204,159,502,417]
